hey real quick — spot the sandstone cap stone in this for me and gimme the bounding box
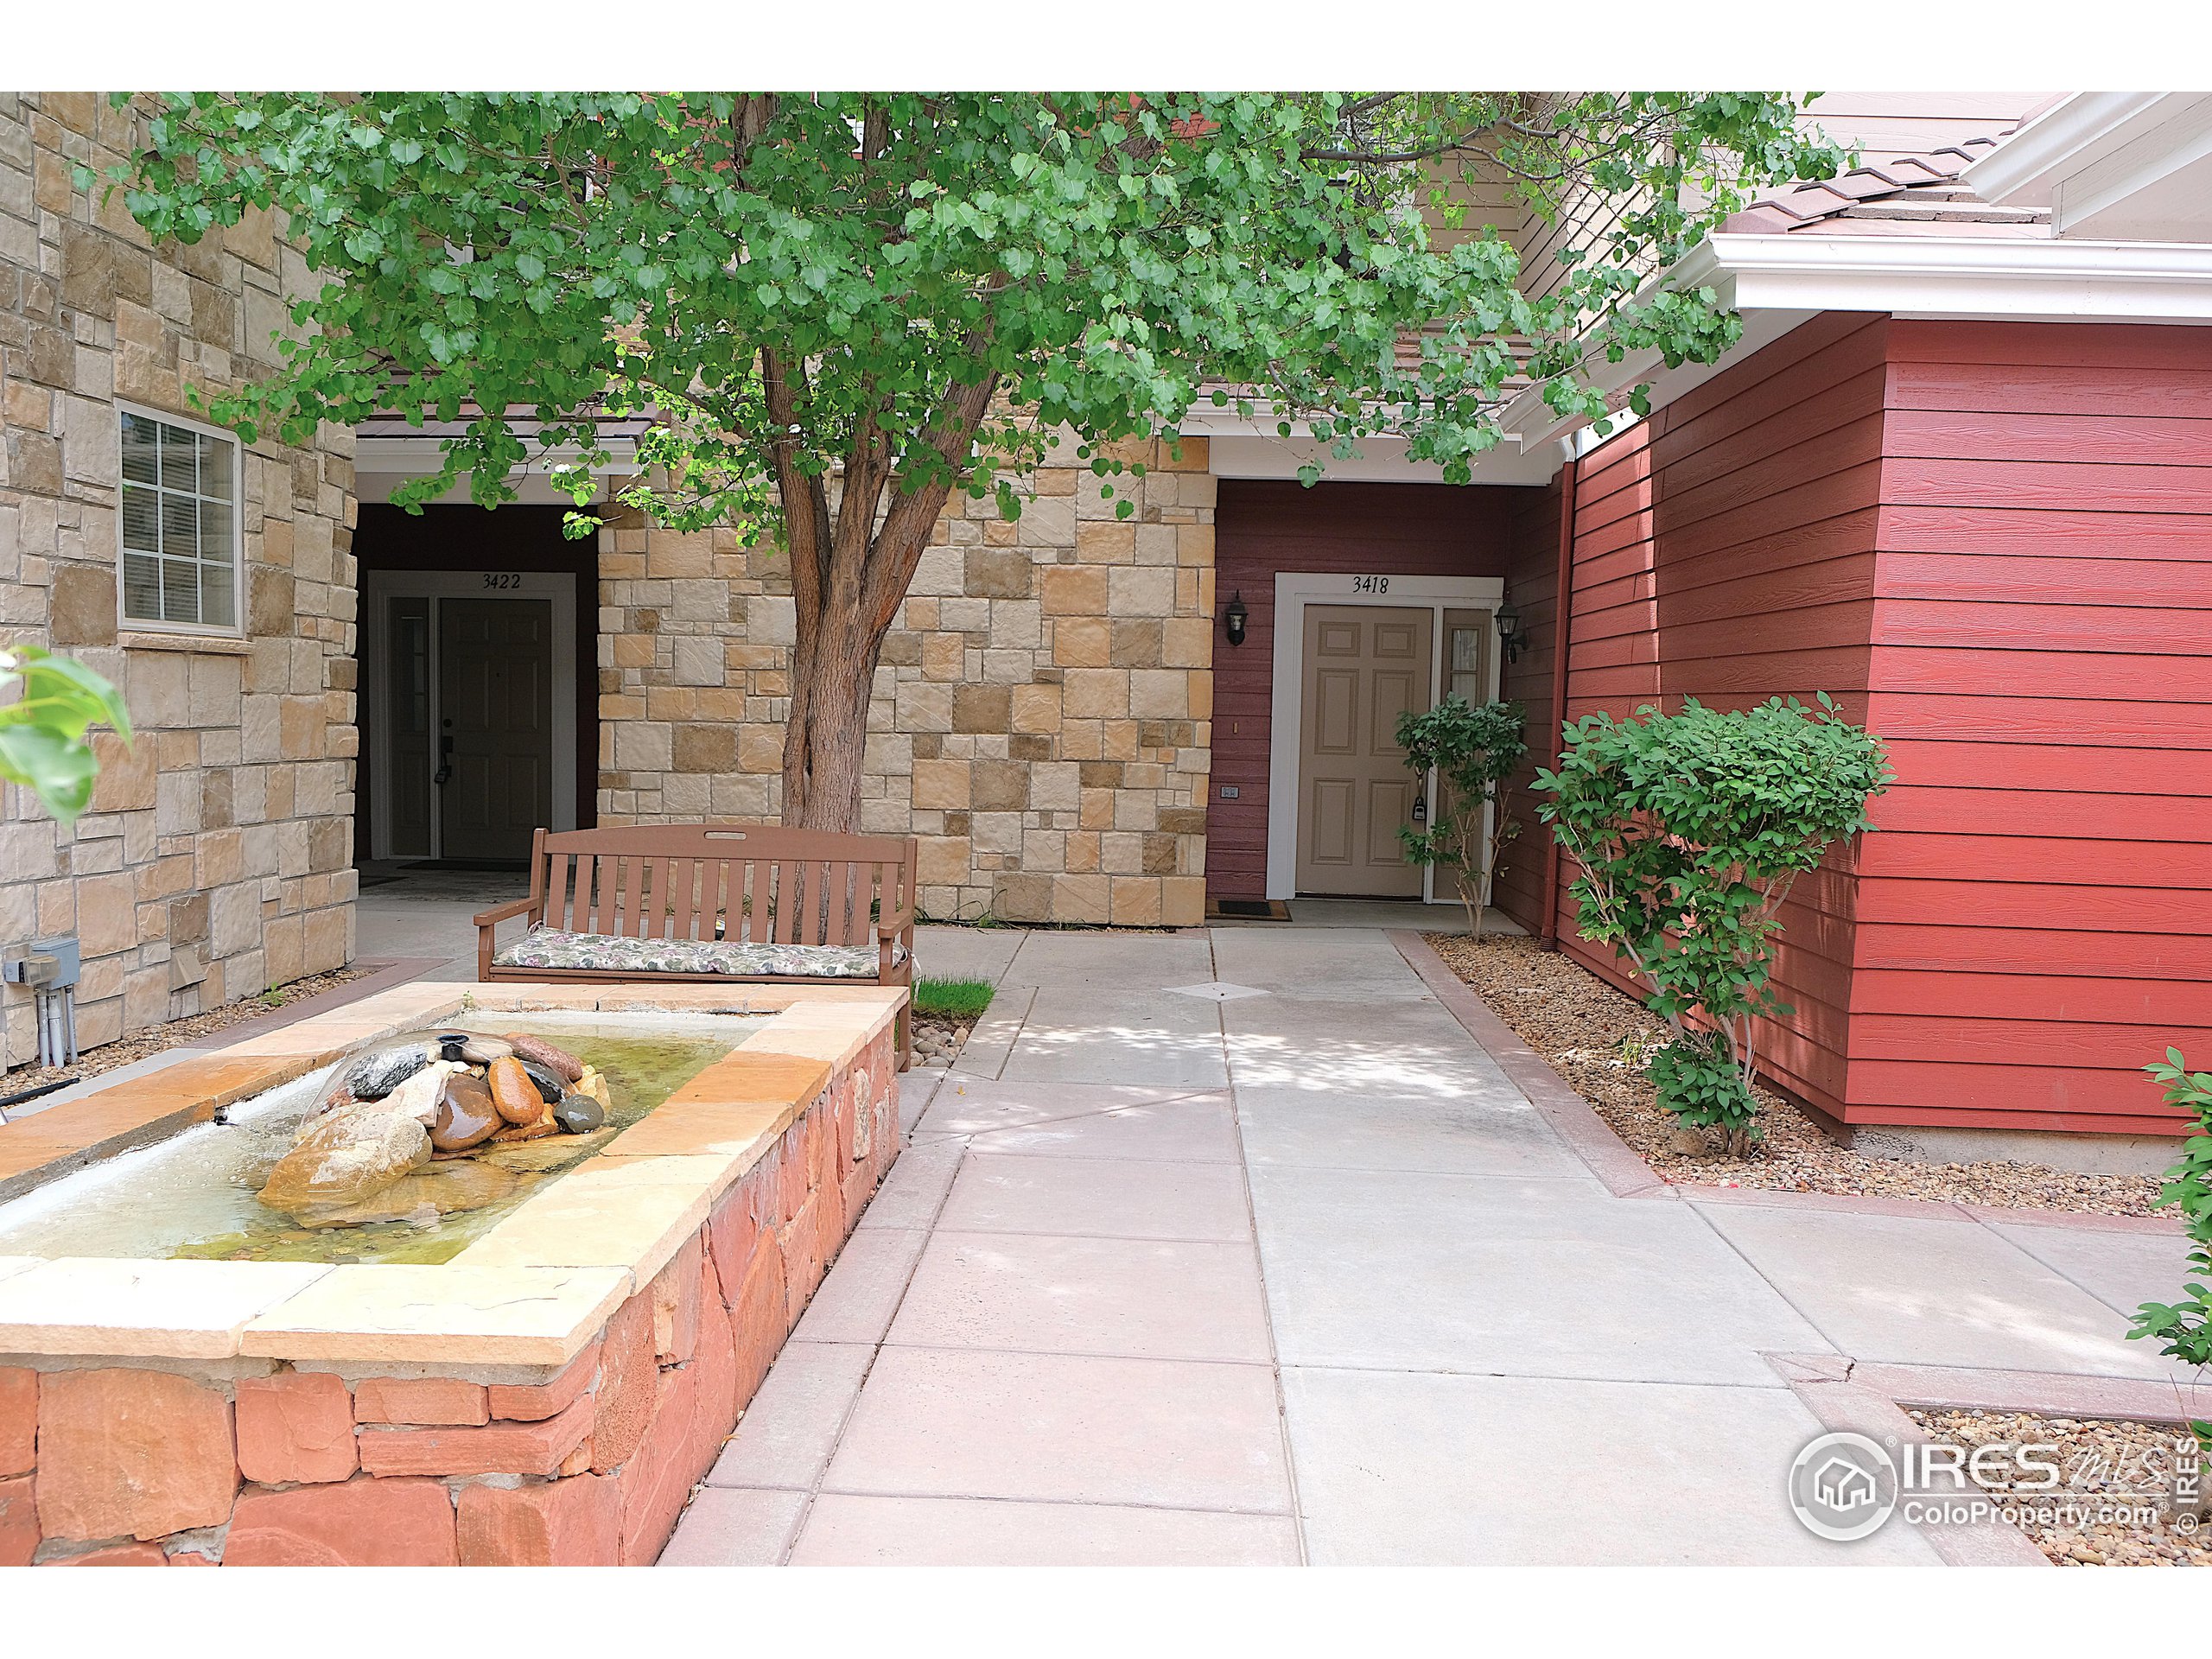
[238,1263,630,1367]
[0,1258,331,1358]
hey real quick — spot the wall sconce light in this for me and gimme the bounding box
[1494,596,1526,664]
[1223,590,1249,648]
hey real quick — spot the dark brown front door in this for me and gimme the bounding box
[1295,604,1431,897]
[437,597,554,861]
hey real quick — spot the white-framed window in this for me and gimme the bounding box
[118,404,242,633]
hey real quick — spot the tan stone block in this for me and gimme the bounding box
[1040,565,1107,616]
[1112,618,1165,668]
[1130,670,1192,721]
[911,759,970,810]
[737,727,783,773]
[1059,719,1103,760]
[1052,874,1111,922]
[951,683,1011,734]
[1053,615,1111,668]
[921,633,965,682]
[1063,668,1128,720]
[1109,877,1164,927]
[1189,670,1214,721]
[918,836,972,888]
[1162,617,1215,669]
[1010,682,1062,734]
[49,564,118,647]
[1078,790,1116,831]
[971,760,1028,811]
[1179,522,1217,563]
[1161,877,1207,926]
[1162,435,1210,472]
[1109,565,1175,617]
[1074,521,1136,563]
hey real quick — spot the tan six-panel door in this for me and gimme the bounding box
[1295,605,1433,897]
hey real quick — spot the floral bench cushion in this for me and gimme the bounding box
[492,927,905,980]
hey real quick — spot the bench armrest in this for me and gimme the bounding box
[473,896,543,929]
[875,906,914,940]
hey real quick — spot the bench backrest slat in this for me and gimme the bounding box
[531,823,916,949]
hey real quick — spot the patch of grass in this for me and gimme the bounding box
[913,976,994,1021]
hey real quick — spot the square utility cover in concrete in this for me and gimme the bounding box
[1165,982,1272,1001]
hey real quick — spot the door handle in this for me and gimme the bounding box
[435,734,454,788]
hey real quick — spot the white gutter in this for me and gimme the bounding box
[1498,231,2212,452]
[1959,92,2175,209]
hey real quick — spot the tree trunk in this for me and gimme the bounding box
[780,602,880,833]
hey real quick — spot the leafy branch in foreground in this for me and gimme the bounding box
[108,91,1844,832]
[0,645,133,827]
[2130,1050,2212,1447]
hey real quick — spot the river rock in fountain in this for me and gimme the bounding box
[260,1060,457,1216]
[506,1033,584,1083]
[296,1159,523,1229]
[429,1070,503,1153]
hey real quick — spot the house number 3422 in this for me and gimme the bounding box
[1351,575,1390,594]
[481,573,524,589]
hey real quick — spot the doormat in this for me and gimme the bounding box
[398,857,532,874]
[1206,898,1291,921]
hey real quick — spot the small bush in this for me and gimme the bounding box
[1395,697,1527,937]
[1535,693,1891,1155]
[2131,1051,2212,1381]
[1644,1031,1758,1146]
[913,976,995,1021]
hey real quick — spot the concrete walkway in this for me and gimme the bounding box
[658,925,2199,1567]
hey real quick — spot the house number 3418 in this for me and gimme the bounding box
[1351,575,1390,594]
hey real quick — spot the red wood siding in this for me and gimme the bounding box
[1491,476,1566,935]
[1207,480,1512,901]
[1847,320,2212,1135]
[1544,313,1891,1121]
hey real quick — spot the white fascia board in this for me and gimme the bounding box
[354,435,639,477]
[1960,92,2174,209]
[1711,233,2212,321]
[1206,432,1568,486]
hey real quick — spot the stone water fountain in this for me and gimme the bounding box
[257,1030,614,1228]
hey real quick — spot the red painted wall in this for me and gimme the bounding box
[1534,314,1891,1120]
[1847,320,2212,1135]
[1206,480,1513,901]
[1498,315,2212,1138]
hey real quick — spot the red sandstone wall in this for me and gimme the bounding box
[0,1027,896,1567]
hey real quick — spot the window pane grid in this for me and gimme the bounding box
[118,412,237,629]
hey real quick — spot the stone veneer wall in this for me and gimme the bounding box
[0,1023,896,1567]
[0,94,358,1063]
[596,435,1217,926]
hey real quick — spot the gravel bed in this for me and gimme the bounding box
[912,1013,976,1069]
[1427,932,2164,1216]
[1910,1408,2212,1566]
[0,967,371,1100]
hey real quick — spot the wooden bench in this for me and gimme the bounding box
[473,824,918,1069]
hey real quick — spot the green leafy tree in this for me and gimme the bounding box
[1534,694,1890,1154]
[2131,1051,2212,1446]
[0,645,132,828]
[1395,697,1525,937]
[108,92,1844,831]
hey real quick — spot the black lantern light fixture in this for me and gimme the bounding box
[1223,590,1249,647]
[1494,595,1526,664]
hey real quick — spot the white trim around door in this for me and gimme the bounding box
[1265,570,1506,903]
[362,568,578,861]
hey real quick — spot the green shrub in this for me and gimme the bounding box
[1395,697,1527,937]
[913,976,995,1021]
[2131,1052,2212,1387]
[1534,693,1891,1154]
